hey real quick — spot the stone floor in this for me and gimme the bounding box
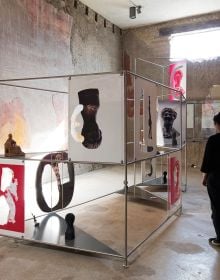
[0,168,220,280]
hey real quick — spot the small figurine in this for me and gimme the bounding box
[65,213,75,240]
[31,213,39,227]
[4,133,25,157]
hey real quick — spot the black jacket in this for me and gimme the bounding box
[201,133,220,173]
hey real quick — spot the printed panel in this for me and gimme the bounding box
[168,151,181,208]
[157,100,186,148]
[169,61,187,101]
[25,152,75,221]
[134,77,157,160]
[0,159,24,236]
[69,73,124,163]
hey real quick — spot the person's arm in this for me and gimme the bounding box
[201,137,213,186]
[201,137,212,174]
[202,173,208,186]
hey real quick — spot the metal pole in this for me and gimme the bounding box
[127,71,182,93]
[135,57,165,68]
[123,72,128,268]
[134,57,137,195]
[0,71,121,83]
[184,141,187,192]
[0,82,68,94]
[133,72,137,196]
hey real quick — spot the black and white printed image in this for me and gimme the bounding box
[134,77,157,160]
[69,74,124,163]
[157,101,186,147]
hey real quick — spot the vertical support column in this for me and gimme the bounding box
[180,92,183,148]
[123,71,128,268]
[184,143,187,192]
[133,73,137,194]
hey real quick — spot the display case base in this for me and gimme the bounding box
[24,213,121,256]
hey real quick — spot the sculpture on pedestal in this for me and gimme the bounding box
[65,213,75,240]
[4,134,25,157]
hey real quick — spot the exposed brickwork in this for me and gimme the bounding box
[45,0,122,74]
[123,12,220,100]
[123,12,220,167]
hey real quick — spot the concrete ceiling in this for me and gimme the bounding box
[80,0,220,29]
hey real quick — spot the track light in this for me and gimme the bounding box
[129,5,142,19]
[129,6,136,19]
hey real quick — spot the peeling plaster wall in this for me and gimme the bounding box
[0,0,122,78]
[46,0,122,74]
[0,0,122,174]
[0,0,73,79]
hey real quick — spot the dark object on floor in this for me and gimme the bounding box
[209,237,220,246]
[147,146,153,152]
[163,171,167,184]
[65,213,75,240]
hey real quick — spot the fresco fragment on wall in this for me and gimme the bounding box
[0,0,72,80]
[0,0,72,152]
[0,84,68,153]
[0,0,121,153]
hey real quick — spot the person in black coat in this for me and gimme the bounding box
[201,112,220,246]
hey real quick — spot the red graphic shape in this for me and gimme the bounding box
[168,157,180,206]
[0,164,24,233]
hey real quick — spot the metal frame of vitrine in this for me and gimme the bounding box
[0,70,185,267]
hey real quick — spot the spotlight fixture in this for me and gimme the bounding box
[129,4,142,19]
[129,6,136,19]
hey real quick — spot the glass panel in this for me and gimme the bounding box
[0,72,185,259]
[127,156,169,254]
[25,159,124,256]
[126,73,135,163]
[157,88,184,149]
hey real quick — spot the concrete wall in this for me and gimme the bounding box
[123,12,220,168]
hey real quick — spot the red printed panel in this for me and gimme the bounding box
[168,156,180,207]
[0,163,24,233]
[169,61,186,101]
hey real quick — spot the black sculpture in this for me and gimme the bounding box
[172,131,178,146]
[147,96,153,152]
[65,213,75,240]
[161,108,179,139]
[163,171,167,184]
[78,88,102,149]
[146,159,153,177]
